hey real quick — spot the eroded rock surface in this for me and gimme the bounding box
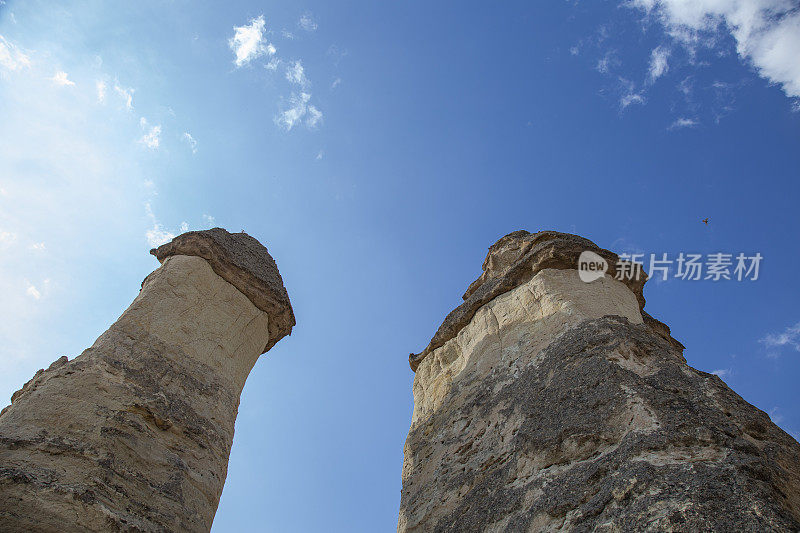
[0,229,293,532]
[400,231,800,532]
[151,227,295,353]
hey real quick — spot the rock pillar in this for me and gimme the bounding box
[0,228,294,532]
[399,230,800,531]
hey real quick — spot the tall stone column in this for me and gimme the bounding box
[399,231,800,531]
[0,229,295,532]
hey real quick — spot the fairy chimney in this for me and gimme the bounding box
[399,230,800,531]
[0,228,294,532]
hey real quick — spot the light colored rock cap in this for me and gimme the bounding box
[409,230,682,371]
[151,228,295,352]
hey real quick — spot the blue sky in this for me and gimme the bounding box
[1,1,799,530]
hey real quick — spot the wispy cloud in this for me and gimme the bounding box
[144,202,174,247]
[138,118,161,149]
[306,104,322,128]
[619,78,645,108]
[620,92,645,108]
[331,77,342,89]
[202,214,215,227]
[299,13,318,32]
[596,53,614,75]
[0,230,17,247]
[25,284,41,300]
[630,0,800,99]
[96,79,106,103]
[182,132,197,154]
[0,35,30,71]
[286,60,309,88]
[647,46,670,82]
[230,18,323,132]
[50,71,75,87]
[760,321,800,357]
[276,92,323,130]
[669,117,699,129]
[114,82,134,110]
[229,15,275,67]
[711,368,731,378]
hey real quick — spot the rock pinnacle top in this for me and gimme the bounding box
[151,227,295,352]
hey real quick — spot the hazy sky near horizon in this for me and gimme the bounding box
[1,1,799,530]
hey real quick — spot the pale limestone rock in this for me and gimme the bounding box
[400,231,800,532]
[0,229,293,532]
[411,268,642,426]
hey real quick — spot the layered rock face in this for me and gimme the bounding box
[399,231,800,532]
[0,229,294,532]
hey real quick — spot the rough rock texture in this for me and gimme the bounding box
[399,231,800,532]
[409,231,660,371]
[0,229,293,532]
[151,227,295,353]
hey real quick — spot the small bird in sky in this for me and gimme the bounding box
[702,218,709,225]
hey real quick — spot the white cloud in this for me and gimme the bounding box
[179,221,189,232]
[275,92,323,130]
[202,214,215,227]
[619,77,646,108]
[282,30,295,40]
[711,368,731,378]
[114,82,134,110]
[182,132,197,154]
[138,120,161,149]
[229,15,275,67]
[286,60,309,88]
[306,105,322,128]
[570,45,580,56]
[670,117,699,129]
[630,0,800,98]
[0,35,30,71]
[331,77,342,89]
[96,80,106,103]
[0,230,17,247]
[621,93,645,107]
[26,284,41,300]
[299,13,318,32]
[29,242,45,251]
[144,202,174,247]
[769,407,784,424]
[276,92,309,130]
[761,321,800,355]
[316,150,324,160]
[596,56,612,74]
[265,58,280,71]
[51,71,75,87]
[678,76,693,96]
[648,46,670,82]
